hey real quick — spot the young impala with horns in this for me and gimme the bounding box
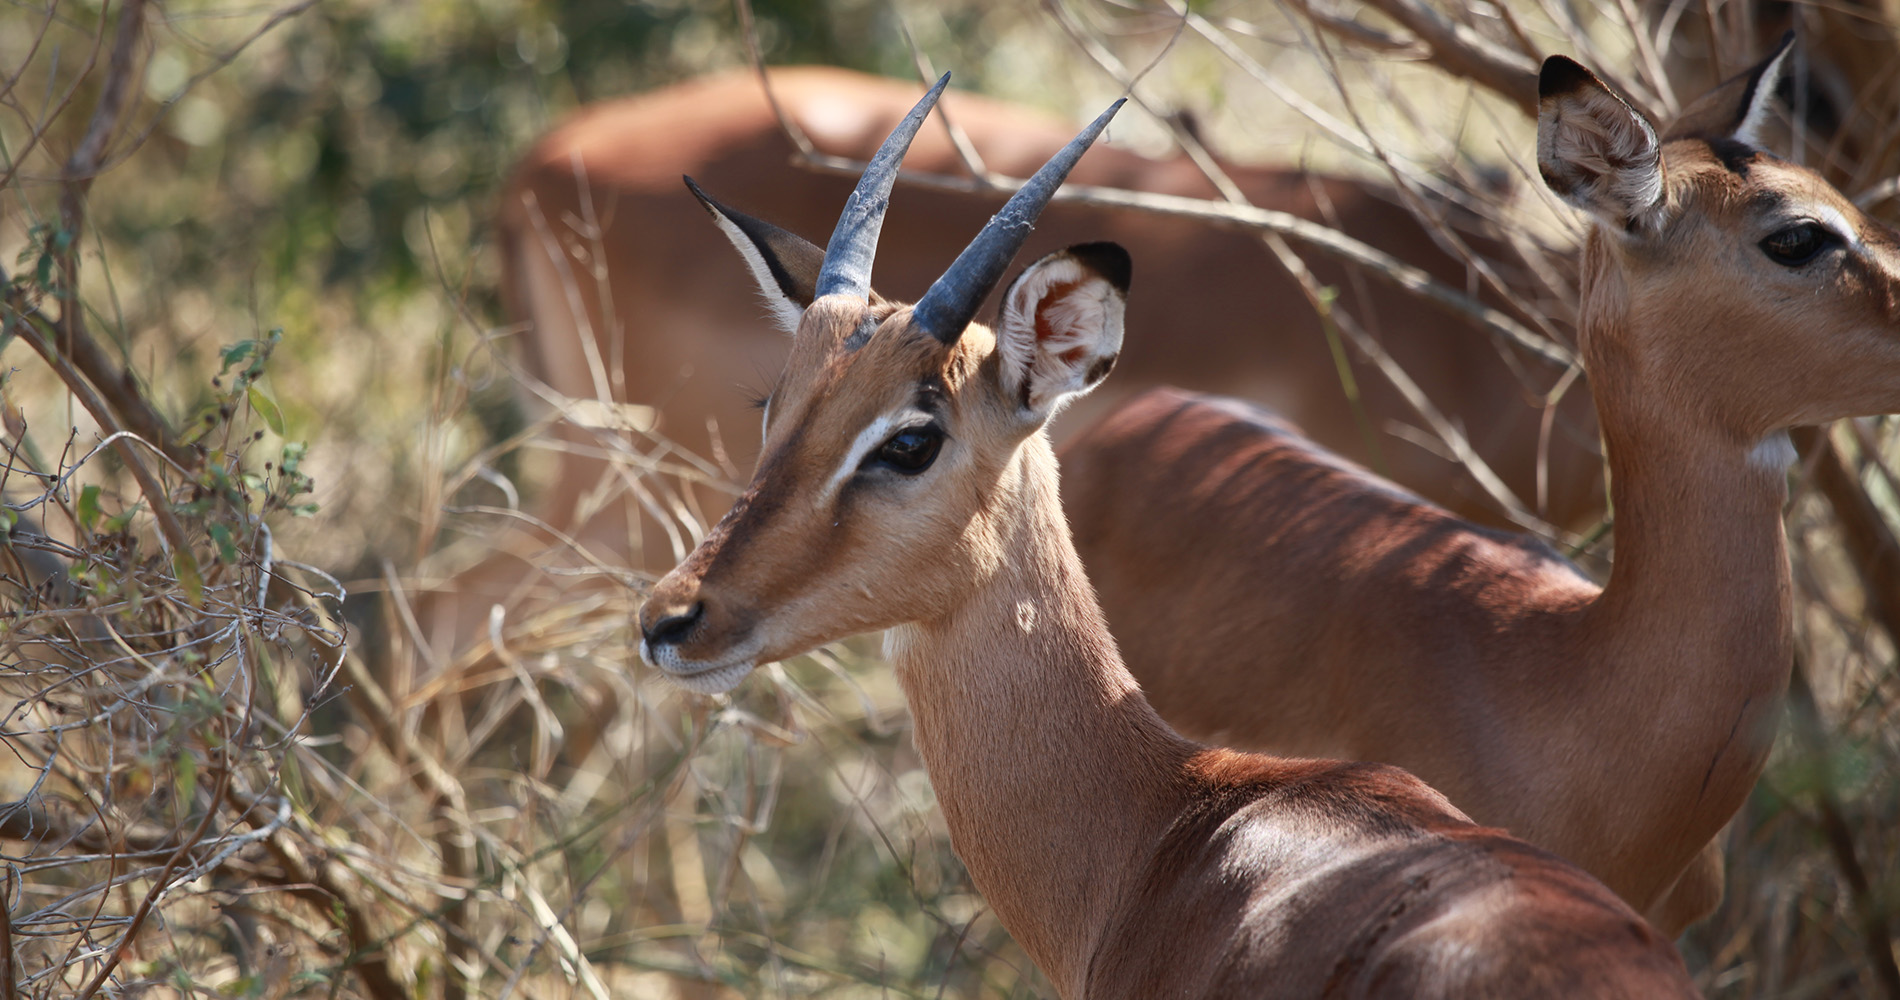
[1061,38,1900,936]
[639,76,1698,997]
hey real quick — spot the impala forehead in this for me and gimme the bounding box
[1673,144,1877,244]
[752,312,974,494]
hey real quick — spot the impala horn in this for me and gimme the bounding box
[814,72,951,302]
[911,98,1127,342]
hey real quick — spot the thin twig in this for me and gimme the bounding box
[55,0,196,473]
[896,14,994,185]
[1048,1,1554,528]
[732,0,814,159]
[796,153,1569,368]
[1350,0,1540,116]
[2,291,192,560]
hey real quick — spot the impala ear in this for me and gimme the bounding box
[995,243,1130,422]
[1663,32,1793,147]
[685,176,824,334]
[1537,57,1665,233]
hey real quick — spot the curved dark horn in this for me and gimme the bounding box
[814,72,951,301]
[911,98,1126,342]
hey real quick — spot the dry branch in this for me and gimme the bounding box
[1352,0,1540,115]
[54,0,193,473]
[796,153,1571,368]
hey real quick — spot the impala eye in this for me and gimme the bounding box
[1759,222,1835,267]
[869,426,944,475]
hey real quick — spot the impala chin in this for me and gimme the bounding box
[641,637,763,695]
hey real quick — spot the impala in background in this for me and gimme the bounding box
[1062,35,1900,936]
[416,65,1600,662]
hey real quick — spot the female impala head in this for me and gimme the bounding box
[1539,39,1900,446]
[639,79,1129,694]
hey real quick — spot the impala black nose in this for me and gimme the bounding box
[643,602,704,647]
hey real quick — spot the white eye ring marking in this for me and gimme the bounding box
[1812,204,1862,254]
[823,412,903,500]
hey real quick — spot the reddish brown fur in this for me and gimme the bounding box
[420,66,1603,659]
[640,223,1696,995]
[1062,63,1900,936]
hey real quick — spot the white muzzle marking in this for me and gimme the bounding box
[641,635,763,695]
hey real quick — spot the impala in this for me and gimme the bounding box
[637,74,1699,998]
[1061,37,1900,936]
[421,66,1604,656]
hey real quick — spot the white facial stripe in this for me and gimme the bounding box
[706,209,806,335]
[824,411,903,499]
[761,397,772,445]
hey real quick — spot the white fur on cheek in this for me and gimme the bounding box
[706,209,806,335]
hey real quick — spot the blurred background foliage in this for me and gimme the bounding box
[2,0,1078,578]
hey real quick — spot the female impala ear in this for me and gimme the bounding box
[995,243,1130,421]
[1537,58,1665,234]
[1663,33,1794,147]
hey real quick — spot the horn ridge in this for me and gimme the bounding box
[813,71,952,301]
[911,98,1126,342]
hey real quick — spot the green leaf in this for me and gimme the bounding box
[281,750,308,811]
[174,549,205,606]
[103,503,143,533]
[220,341,256,373]
[76,484,102,532]
[207,523,238,564]
[174,749,198,806]
[280,441,307,474]
[247,385,285,436]
[216,974,259,997]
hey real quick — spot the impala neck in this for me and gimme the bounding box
[1581,340,1794,833]
[887,437,1195,999]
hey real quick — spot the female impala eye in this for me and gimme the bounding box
[1758,222,1835,267]
[870,426,944,475]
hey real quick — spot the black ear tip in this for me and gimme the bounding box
[1538,56,1596,102]
[1067,242,1132,293]
[683,175,718,213]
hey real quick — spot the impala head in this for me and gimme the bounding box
[639,82,1129,693]
[1538,36,1900,442]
